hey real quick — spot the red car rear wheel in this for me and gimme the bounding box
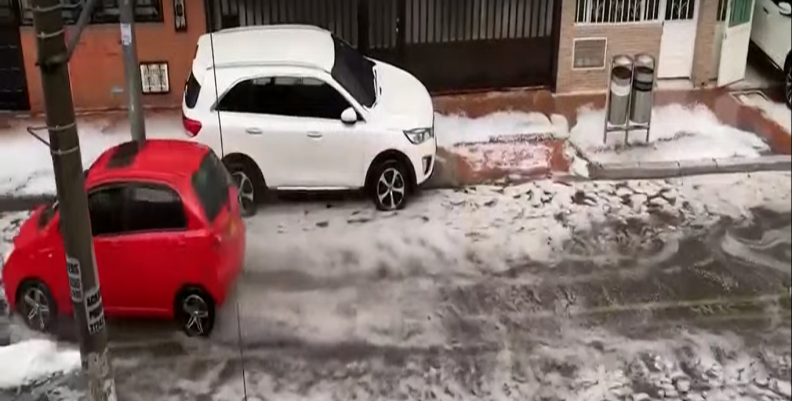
[176,288,215,337]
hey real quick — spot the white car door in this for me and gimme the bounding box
[292,116,370,188]
[764,1,792,68]
[215,77,310,188]
[273,77,369,189]
[752,0,773,49]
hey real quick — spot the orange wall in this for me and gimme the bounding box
[20,0,206,113]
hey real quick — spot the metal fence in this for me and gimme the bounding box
[575,0,662,24]
[206,0,360,45]
[0,0,29,111]
[205,0,561,92]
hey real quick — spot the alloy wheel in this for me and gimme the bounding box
[182,294,210,337]
[786,67,791,107]
[232,171,256,215]
[22,286,51,331]
[376,167,406,210]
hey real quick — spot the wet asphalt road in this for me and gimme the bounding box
[3,206,790,401]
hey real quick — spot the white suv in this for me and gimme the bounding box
[751,0,791,107]
[182,25,437,215]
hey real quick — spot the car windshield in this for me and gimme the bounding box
[330,36,376,108]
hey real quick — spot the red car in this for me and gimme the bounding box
[1,139,245,337]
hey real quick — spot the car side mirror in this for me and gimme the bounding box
[779,3,791,16]
[340,107,357,125]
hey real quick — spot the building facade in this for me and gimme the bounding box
[556,0,749,93]
[1,0,205,113]
[0,0,755,114]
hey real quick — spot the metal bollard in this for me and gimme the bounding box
[603,55,635,144]
[607,55,634,126]
[630,54,656,143]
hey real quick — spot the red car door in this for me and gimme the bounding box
[91,237,131,313]
[119,184,193,315]
[86,185,130,313]
[106,232,189,314]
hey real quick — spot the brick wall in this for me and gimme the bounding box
[555,0,663,93]
[19,0,206,113]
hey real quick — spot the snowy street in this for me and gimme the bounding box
[1,172,790,401]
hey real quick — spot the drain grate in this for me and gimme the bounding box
[729,89,769,105]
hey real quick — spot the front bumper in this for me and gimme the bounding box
[413,121,437,186]
[417,154,436,186]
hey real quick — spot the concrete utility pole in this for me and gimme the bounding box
[119,0,146,142]
[30,1,117,400]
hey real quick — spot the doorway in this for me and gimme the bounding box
[657,0,700,79]
[0,0,29,111]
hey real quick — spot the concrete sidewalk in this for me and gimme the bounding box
[436,86,791,180]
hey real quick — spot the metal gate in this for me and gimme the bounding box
[0,0,29,111]
[205,0,561,92]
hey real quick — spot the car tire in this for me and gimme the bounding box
[16,280,58,333]
[369,159,410,211]
[785,59,791,109]
[225,160,263,218]
[175,287,215,338]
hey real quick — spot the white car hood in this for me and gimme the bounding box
[368,61,434,130]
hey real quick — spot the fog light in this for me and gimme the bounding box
[422,156,433,175]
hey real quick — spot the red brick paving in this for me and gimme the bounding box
[444,138,570,185]
[433,86,790,185]
[435,87,791,156]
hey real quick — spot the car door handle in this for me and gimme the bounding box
[306,132,323,139]
[763,7,769,13]
[245,128,263,135]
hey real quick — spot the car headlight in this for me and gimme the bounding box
[403,127,434,145]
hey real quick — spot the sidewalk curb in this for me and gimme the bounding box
[0,194,55,212]
[588,155,792,180]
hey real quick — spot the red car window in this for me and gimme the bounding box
[88,186,127,236]
[191,152,232,223]
[86,183,189,237]
[125,185,188,233]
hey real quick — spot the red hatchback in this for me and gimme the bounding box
[1,139,245,337]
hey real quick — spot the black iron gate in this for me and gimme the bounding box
[205,0,560,93]
[0,0,29,111]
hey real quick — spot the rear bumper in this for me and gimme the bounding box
[214,225,246,307]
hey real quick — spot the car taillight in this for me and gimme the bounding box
[213,219,237,247]
[226,219,236,237]
[182,114,202,137]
